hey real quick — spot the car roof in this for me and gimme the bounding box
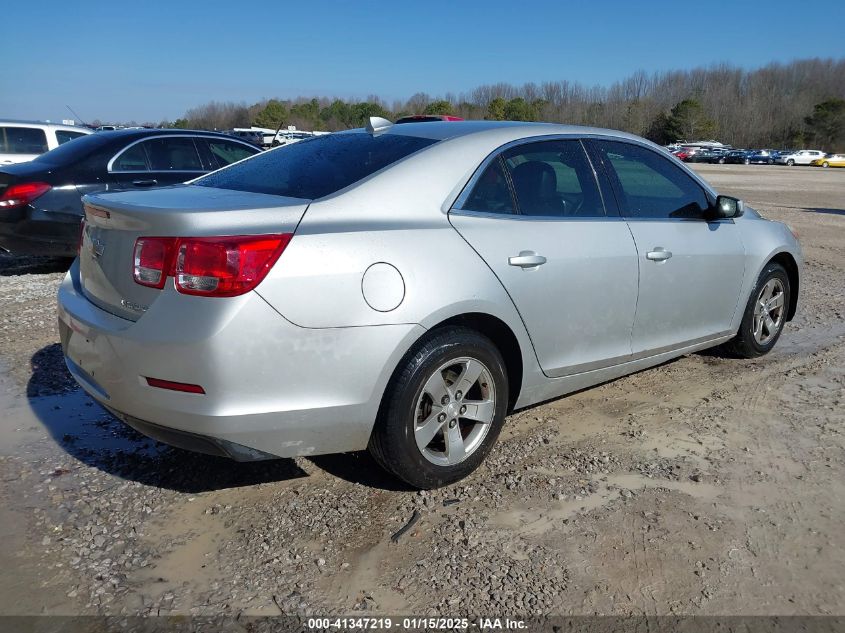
[0,119,91,131]
[93,128,246,140]
[380,120,652,145]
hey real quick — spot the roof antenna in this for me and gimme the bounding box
[366,116,393,134]
[66,105,88,128]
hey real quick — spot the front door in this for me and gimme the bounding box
[590,139,746,355]
[449,138,639,377]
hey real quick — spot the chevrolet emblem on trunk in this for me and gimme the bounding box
[91,237,105,259]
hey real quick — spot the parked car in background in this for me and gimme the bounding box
[272,131,313,146]
[747,150,776,165]
[395,114,464,124]
[724,149,753,164]
[0,129,260,256]
[688,148,730,164]
[776,149,826,166]
[230,129,265,146]
[810,153,845,168]
[1,120,92,165]
[59,120,801,488]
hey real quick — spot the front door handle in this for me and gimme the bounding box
[646,248,672,262]
[508,251,547,269]
[132,179,158,187]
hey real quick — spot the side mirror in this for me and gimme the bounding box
[710,195,744,220]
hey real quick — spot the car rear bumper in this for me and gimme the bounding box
[0,207,79,256]
[57,260,425,459]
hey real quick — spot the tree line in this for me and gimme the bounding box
[155,58,844,150]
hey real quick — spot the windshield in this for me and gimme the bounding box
[34,133,111,165]
[194,131,438,199]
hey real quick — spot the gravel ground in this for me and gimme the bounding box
[0,164,843,617]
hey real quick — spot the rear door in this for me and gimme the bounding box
[589,139,745,355]
[109,136,206,191]
[449,138,639,377]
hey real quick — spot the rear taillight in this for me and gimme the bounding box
[132,234,291,297]
[0,182,52,209]
[133,237,177,289]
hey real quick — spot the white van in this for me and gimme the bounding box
[0,120,93,164]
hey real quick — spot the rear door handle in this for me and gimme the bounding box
[508,251,547,269]
[132,179,158,187]
[646,247,672,262]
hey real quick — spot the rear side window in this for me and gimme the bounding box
[55,130,88,145]
[111,143,149,171]
[463,158,516,214]
[502,140,605,217]
[594,140,709,220]
[143,138,203,171]
[0,127,48,154]
[195,132,438,199]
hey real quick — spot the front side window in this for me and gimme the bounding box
[55,130,88,145]
[205,139,257,168]
[462,158,516,214]
[1,127,48,154]
[143,138,203,171]
[195,132,438,199]
[594,140,709,220]
[502,139,605,217]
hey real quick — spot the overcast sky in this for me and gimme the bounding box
[2,0,844,123]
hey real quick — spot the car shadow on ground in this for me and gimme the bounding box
[308,452,416,492]
[27,344,309,493]
[0,254,72,276]
[805,207,845,216]
[26,344,413,493]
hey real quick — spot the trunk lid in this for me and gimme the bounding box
[79,184,309,321]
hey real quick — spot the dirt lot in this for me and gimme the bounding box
[0,164,843,618]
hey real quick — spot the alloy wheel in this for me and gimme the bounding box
[753,278,785,345]
[413,357,496,466]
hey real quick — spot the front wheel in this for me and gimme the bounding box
[744,158,750,165]
[787,159,795,166]
[718,158,725,164]
[724,262,790,358]
[369,327,509,489]
[822,162,830,168]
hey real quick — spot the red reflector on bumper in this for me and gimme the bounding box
[145,377,205,394]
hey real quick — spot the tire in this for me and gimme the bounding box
[369,326,509,489]
[787,159,795,166]
[822,162,829,168]
[718,158,725,164]
[724,262,790,359]
[767,159,773,165]
[744,158,750,165]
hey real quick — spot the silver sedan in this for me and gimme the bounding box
[58,119,801,488]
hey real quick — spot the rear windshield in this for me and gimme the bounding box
[34,132,111,164]
[194,132,438,199]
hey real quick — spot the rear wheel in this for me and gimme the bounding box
[822,161,830,168]
[369,327,508,489]
[724,262,790,358]
[718,157,725,164]
[787,159,795,166]
[744,158,750,165]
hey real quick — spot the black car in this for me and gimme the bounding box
[724,150,754,164]
[0,129,260,257]
[688,148,730,164]
[747,150,776,165]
